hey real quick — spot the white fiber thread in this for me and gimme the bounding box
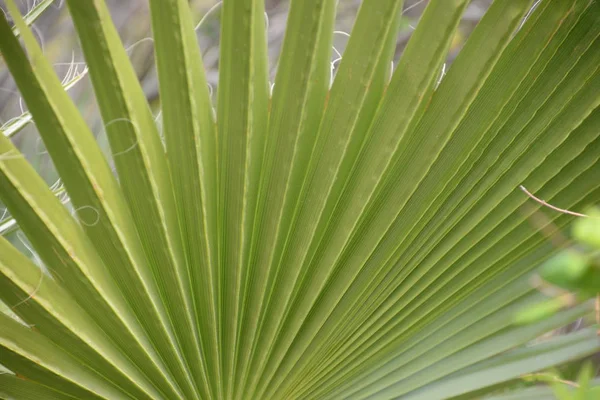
[72,205,100,227]
[102,118,140,157]
[195,1,223,31]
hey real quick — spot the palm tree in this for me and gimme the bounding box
[0,0,599,398]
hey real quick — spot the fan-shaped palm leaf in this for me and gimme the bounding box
[0,0,599,399]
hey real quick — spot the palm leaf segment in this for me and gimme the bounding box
[0,0,599,399]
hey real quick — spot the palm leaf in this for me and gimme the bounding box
[0,0,599,399]
[10,0,55,37]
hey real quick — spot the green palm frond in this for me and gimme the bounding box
[0,0,599,399]
[9,0,55,37]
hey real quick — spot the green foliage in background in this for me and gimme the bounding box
[541,209,600,295]
[0,0,599,399]
[550,363,600,400]
[484,363,600,399]
[516,209,600,327]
